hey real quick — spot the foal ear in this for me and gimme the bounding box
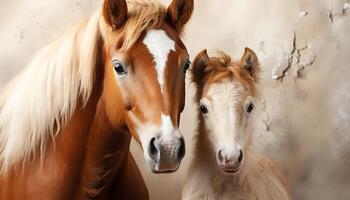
[240,47,260,81]
[167,0,194,32]
[191,49,210,86]
[103,0,128,31]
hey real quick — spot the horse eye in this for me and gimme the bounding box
[112,60,126,75]
[247,103,254,113]
[200,104,208,114]
[184,61,191,73]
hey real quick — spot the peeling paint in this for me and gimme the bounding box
[257,41,266,61]
[345,3,350,11]
[299,11,308,18]
[272,52,291,80]
[271,33,296,80]
[261,100,272,131]
[272,33,316,80]
[329,11,335,23]
[329,2,350,23]
[294,55,316,78]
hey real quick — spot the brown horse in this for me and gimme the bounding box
[182,49,291,200]
[0,0,193,199]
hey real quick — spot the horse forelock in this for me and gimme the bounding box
[100,0,167,50]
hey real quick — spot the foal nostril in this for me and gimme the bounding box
[238,149,243,162]
[148,137,159,162]
[177,137,186,160]
[218,150,224,163]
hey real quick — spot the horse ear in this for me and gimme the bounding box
[103,0,128,31]
[167,0,194,32]
[191,49,210,86]
[241,47,259,81]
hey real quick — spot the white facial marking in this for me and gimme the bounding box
[203,80,246,152]
[161,114,175,136]
[143,30,175,92]
[128,112,177,149]
[131,113,176,140]
[128,111,181,171]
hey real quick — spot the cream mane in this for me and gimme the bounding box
[0,0,166,174]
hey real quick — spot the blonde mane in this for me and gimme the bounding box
[0,0,166,174]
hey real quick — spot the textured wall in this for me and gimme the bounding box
[0,0,350,199]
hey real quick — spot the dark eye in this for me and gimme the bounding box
[200,104,208,114]
[247,103,254,113]
[184,60,191,73]
[113,60,127,75]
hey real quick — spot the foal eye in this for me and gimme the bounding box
[246,103,254,113]
[112,60,127,76]
[184,60,191,73]
[200,104,208,114]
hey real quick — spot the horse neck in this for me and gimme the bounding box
[49,44,131,198]
[75,61,131,198]
[49,88,130,198]
[78,96,131,198]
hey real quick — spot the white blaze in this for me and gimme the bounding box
[161,114,174,136]
[143,29,175,92]
[204,80,246,150]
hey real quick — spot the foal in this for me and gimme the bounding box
[182,48,291,200]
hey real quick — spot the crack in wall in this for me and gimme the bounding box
[272,33,316,80]
[294,54,316,78]
[329,2,350,23]
[271,32,296,80]
[261,100,272,132]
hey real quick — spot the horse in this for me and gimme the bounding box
[0,0,194,199]
[182,48,291,200]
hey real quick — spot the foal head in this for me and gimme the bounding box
[191,48,260,174]
[100,0,193,173]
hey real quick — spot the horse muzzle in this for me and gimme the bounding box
[147,135,185,173]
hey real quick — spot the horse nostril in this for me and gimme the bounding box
[238,149,243,162]
[218,150,224,163]
[178,137,186,160]
[148,137,159,161]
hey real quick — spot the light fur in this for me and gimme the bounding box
[182,145,291,200]
[183,51,291,200]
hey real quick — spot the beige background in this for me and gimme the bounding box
[1,0,350,199]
